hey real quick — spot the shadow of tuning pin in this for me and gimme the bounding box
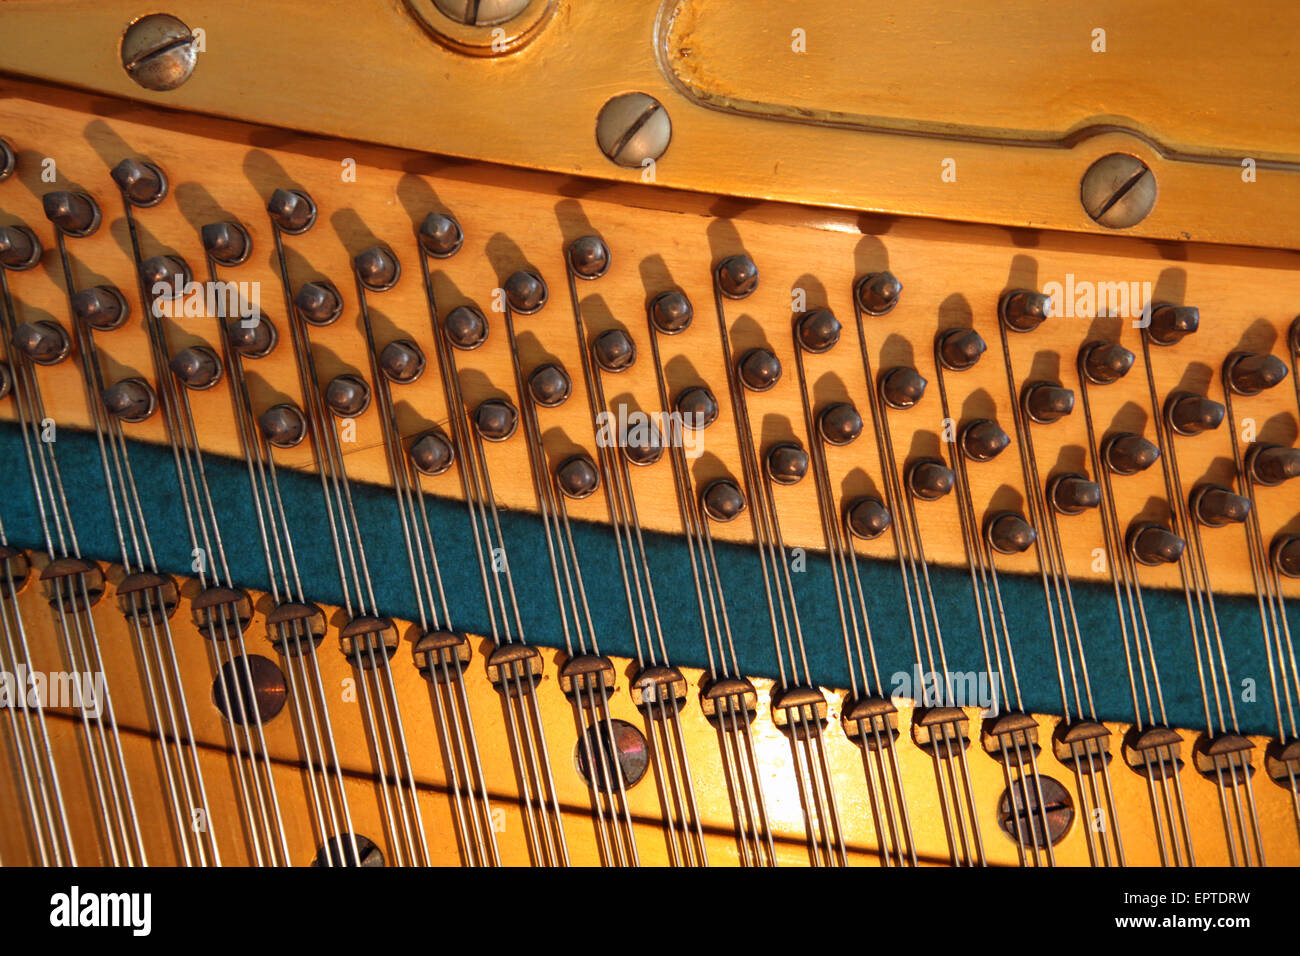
[266,188,316,234]
[880,365,926,408]
[1190,484,1250,527]
[528,363,571,408]
[71,285,129,331]
[1247,444,1300,486]
[0,137,13,180]
[701,478,746,522]
[854,270,902,316]
[675,385,718,428]
[1225,353,1289,395]
[999,289,1052,332]
[11,321,70,365]
[258,403,307,448]
[960,418,1010,461]
[556,454,600,499]
[1273,536,1300,578]
[170,345,223,390]
[567,235,610,279]
[846,495,891,540]
[417,212,463,259]
[226,313,277,359]
[737,347,781,392]
[937,328,986,371]
[715,254,758,299]
[379,340,425,383]
[295,281,344,327]
[140,254,192,300]
[111,158,168,207]
[42,191,100,237]
[818,402,863,446]
[201,221,252,266]
[444,305,488,350]
[1165,391,1224,435]
[1128,522,1185,566]
[592,328,636,372]
[102,377,157,423]
[354,245,400,292]
[473,398,518,441]
[0,362,10,400]
[765,442,808,486]
[0,224,42,270]
[648,290,693,333]
[1049,474,1101,515]
[1146,303,1199,346]
[1103,433,1160,475]
[1081,341,1135,384]
[324,374,370,417]
[503,270,547,314]
[796,308,841,353]
[986,511,1036,554]
[906,458,955,500]
[409,430,454,476]
[1024,381,1074,423]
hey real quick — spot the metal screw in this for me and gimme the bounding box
[120,14,198,92]
[432,0,531,26]
[997,774,1074,847]
[596,93,671,169]
[1080,153,1157,228]
[575,718,649,790]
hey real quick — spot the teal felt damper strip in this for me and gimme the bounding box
[0,422,1289,736]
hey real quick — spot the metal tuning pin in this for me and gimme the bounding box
[1146,303,1200,346]
[648,289,693,333]
[473,397,518,441]
[937,327,987,371]
[986,511,1036,554]
[1048,474,1102,515]
[200,221,252,266]
[714,253,758,299]
[408,431,454,477]
[71,286,130,332]
[354,244,401,292]
[295,280,345,326]
[1190,485,1251,527]
[110,157,168,207]
[845,496,891,539]
[1023,381,1075,423]
[674,384,718,428]
[258,403,307,448]
[1225,353,1288,395]
[555,454,600,499]
[737,347,781,391]
[1103,433,1160,475]
[265,187,317,234]
[700,478,746,523]
[0,224,42,271]
[11,320,71,365]
[905,458,954,500]
[101,377,158,423]
[324,373,371,417]
[503,269,547,314]
[960,419,1010,462]
[854,270,903,316]
[1128,523,1186,565]
[416,211,463,259]
[0,136,13,181]
[527,362,572,407]
[378,340,425,384]
[1165,391,1224,435]
[169,345,224,391]
[42,190,101,238]
[444,304,489,349]
[0,360,10,401]
[1246,444,1300,486]
[765,442,808,486]
[999,289,1052,332]
[1273,536,1300,578]
[591,327,635,372]
[879,365,926,409]
[1081,341,1136,385]
[566,234,610,279]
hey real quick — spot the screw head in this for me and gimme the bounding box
[1080,153,1157,229]
[596,93,671,169]
[120,14,198,92]
[432,0,531,26]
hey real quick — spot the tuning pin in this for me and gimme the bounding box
[907,458,954,500]
[1049,474,1101,514]
[855,271,902,315]
[1191,485,1250,526]
[0,225,42,271]
[379,340,425,383]
[111,158,168,207]
[738,348,781,392]
[169,346,223,390]
[528,363,572,407]
[701,478,746,522]
[880,366,926,409]
[592,328,636,372]
[444,305,489,350]
[0,137,13,181]
[1081,341,1135,384]
[42,191,101,237]
[1103,433,1160,475]
[1129,523,1185,565]
[765,443,808,485]
[556,455,600,499]
[0,362,10,401]
[1165,392,1224,435]
[1000,289,1052,332]
[474,398,518,441]
[675,385,718,429]
[715,254,758,299]
[258,403,307,448]
[1225,353,1288,395]
[1023,382,1074,423]
[986,512,1036,554]
[1273,536,1300,578]
[354,245,400,292]
[937,328,986,371]
[817,402,862,446]
[409,431,454,476]
[70,286,129,331]
[503,270,547,314]
[648,290,693,333]
[796,309,841,353]
[1146,304,1199,345]
[324,374,370,417]
[961,419,1010,461]
[624,427,664,466]
[266,188,316,234]
[1247,444,1300,486]
[226,315,277,358]
[567,236,610,279]
[417,212,463,259]
[11,321,70,365]
[102,378,157,423]
[295,281,344,326]
[846,496,891,540]
[201,222,252,266]
[140,255,192,300]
